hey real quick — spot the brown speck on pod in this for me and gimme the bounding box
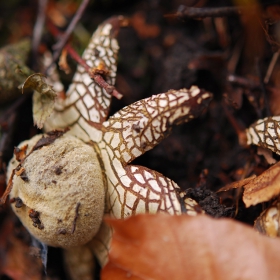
[10,197,24,208]
[54,166,63,175]
[140,141,147,149]
[57,228,67,235]
[15,197,23,208]
[132,123,141,133]
[71,202,81,234]
[94,48,100,57]
[20,170,29,182]
[29,209,44,230]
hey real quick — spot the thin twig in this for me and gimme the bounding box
[255,57,271,117]
[264,51,280,84]
[51,0,90,64]
[227,38,244,73]
[175,5,243,19]
[47,20,123,99]
[227,74,261,90]
[71,202,81,234]
[64,44,89,70]
[223,102,247,147]
[0,169,15,205]
[32,0,48,71]
[65,44,123,99]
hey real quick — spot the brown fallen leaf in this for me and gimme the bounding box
[217,175,256,192]
[102,214,280,280]
[31,129,69,153]
[0,217,42,279]
[243,161,280,207]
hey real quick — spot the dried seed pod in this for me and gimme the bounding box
[254,201,280,238]
[7,133,105,248]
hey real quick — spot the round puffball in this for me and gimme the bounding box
[7,133,105,248]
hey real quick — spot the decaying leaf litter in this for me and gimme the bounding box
[2,0,280,279]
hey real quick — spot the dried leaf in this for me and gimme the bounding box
[14,166,25,176]
[32,129,69,152]
[14,144,28,162]
[22,73,57,129]
[0,169,15,205]
[58,48,71,74]
[102,214,280,280]
[217,175,256,192]
[243,161,280,207]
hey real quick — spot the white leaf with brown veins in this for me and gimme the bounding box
[6,16,212,278]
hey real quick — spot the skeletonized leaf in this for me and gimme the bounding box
[22,73,57,129]
[102,214,280,280]
[243,161,280,207]
[246,116,280,155]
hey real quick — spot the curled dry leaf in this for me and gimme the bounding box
[102,214,280,280]
[31,129,69,152]
[243,161,280,207]
[22,73,57,129]
[217,175,256,192]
